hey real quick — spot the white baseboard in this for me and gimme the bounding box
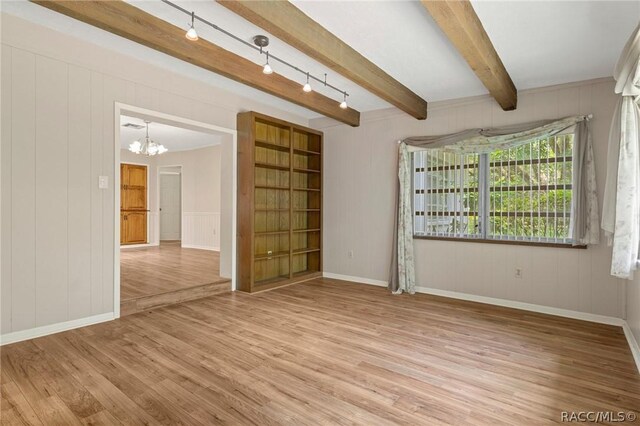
[324,272,623,325]
[120,243,158,249]
[414,286,625,326]
[323,272,388,287]
[181,244,220,251]
[0,312,115,346]
[622,323,640,374]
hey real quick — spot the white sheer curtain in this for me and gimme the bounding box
[602,23,640,279]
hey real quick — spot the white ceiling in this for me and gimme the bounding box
[120,115,221,152]
[5,0,639,118]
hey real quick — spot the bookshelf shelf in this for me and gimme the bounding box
[238,111,323,293]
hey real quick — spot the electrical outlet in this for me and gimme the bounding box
[348,250,354,259]
[515,268,523,279]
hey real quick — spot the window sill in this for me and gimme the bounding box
[413,235,587,249]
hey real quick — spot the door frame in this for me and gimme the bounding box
[114,103,238,318]
[119,161,152,249]
[158,165,183,243]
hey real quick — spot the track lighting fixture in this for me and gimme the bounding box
[163,1,353,108]
[185,11,198,41]
[303,73,312,92]
[262,51,273,75]
[339,93,348,109]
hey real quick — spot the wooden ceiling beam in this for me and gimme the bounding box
[421,0,517,111]
[31,0,360,127]
[217,0,428,120]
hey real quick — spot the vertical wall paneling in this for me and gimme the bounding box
[10,49,37,332]
[90,71,104,315]
[35,55,68,326]
[103,77,128,313]
[67,65,92,320]
[1,47,13,334]
[181,212,220,250]
[0,14,304,337]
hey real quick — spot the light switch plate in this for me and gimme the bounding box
[98,175,109,189]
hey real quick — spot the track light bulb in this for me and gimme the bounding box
[186,26,198,41]
[262,51,273,75]
[339,93,348,109]
[303,72,312,92]
[186,12,198,41]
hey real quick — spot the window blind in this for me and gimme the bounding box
[413,134,575,244]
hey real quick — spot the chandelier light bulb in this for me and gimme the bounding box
[186,12,198,41]
[303,72,312,92]
[129,140,142,154]
[129,121,168,156]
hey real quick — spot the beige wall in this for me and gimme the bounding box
[120,145,223,249]
[630,276,640,347]
[0,14,309,336]
[312,78,626,319]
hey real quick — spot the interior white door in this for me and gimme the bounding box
[160,173,181,241]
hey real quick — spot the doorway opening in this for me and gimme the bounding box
[115,104,237,317]
[159,166,182,242]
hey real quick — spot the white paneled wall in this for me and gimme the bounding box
[0,14,308,337]
[182,212,221,251]
[313,78,626,318]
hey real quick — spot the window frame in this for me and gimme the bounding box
[411,135,586,249]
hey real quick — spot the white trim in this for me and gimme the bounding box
[323,272,388,287]
[120,243,158,249]
[414,286,624,326]
[622,322,640,374]
[0,313,114,346]
[181,244,220,252]
[115,102,238,319]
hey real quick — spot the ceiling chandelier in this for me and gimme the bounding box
[128,121,168,156]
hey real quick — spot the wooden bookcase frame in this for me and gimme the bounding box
[237,111,323,293]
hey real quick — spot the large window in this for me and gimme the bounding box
[413,134,575,244]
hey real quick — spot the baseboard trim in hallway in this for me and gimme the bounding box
[120,279,231,316]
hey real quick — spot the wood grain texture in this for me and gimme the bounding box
[120,241,226,301]
[237,111,323,293]
[421,0,517,111]
[217,0,428,120]
[30,0,361,126]
[2,278,639,425]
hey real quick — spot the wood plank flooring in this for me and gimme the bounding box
[2,278,639,425]
[120,241,228,301]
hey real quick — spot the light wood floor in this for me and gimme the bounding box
[120,241,228,301]
[2,279,639,425]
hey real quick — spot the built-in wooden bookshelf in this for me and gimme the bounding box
[237,111,323,292]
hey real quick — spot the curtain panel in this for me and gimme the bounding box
[389,115,599,294]
[602,23,640,279]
